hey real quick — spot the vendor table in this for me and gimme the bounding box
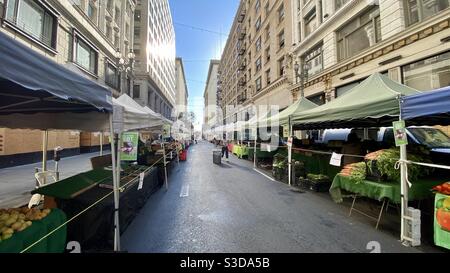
[31,165,160,251]
[330,174,444,204]
[330,174,446,229]
[248,147,278,160]
[277,149,340,178]
[0,208,66,253]
[434,193,450,250]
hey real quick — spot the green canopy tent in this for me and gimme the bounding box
[290,73,422,246]
[291,73,420,130]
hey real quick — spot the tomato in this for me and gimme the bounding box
[437,208,450,232]
[435,185,443,192]
[443,183,450,191]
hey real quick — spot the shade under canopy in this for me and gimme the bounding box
[0,31,112,131]
[291,73,421,130]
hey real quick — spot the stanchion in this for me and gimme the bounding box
[109,115,120,252]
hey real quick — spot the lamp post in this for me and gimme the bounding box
[116,49,135,94]
[294,60,310,98]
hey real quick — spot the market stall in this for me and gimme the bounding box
[290,73,424,245]
[0,31,113,252]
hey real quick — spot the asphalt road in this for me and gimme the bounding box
[121,141,423,253]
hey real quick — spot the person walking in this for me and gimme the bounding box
[221,140,229,162]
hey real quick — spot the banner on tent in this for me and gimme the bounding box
[120,132,139,161]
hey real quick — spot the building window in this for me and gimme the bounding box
[255,36,262,52]
[278,56,285,77]
[404,0,450,26]
[278,3,285,23]
[304,8,318,37]
[337,7,381,61]
[307,93,325,105]
[5,0,57,49]
[303,43,323,77]
[278,29,285,49]
[255,0,261,13]
[265,47,271,63]
[73,32,98,75]
[87,1,97,22]
[335,0,349,10]
[134,10,141,22]
[266,69,271,85]
[105,61,119,89]
[133,85,140,98]
[402,51,450,91]
[255,76,262,92]
[255,57,262,72]
[255,16,261,32]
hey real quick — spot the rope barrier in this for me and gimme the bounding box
[19,147,177,253]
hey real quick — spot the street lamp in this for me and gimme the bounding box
[294,60,310,98]
[116,48,135,94]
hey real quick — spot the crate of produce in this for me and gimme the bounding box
[301,174,332,192]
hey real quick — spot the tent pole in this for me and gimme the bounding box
[398,97,410,246]
[100,132,103,156]
[109,115,120,252]
[162,142,168,190]
[42,130,48,173]
[253,128,257,168]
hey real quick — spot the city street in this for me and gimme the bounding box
[122,141,423,253]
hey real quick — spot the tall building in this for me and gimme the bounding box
[203,60,221,132]
[219,0,294,124]
[175,57,189,118]
[290,0,450,110]
[0,0,136,167]
[133,0,176,120]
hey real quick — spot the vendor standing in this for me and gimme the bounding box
[341,132,363,166]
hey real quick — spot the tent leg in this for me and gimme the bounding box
[163,142,168,190]
[400,143,410,246]
[42,130,48,173]
[288,144,292,187]
[100,132,103,156]
[109,115,120,252]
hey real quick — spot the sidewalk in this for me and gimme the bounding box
[0,151,108,208]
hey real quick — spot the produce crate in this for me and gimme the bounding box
[365,160,387,182]
[298,174,332,192]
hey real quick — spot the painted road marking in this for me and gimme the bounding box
[180,184,189,197]
[253,168,275,181]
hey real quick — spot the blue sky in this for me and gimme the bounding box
[169,0,239,129]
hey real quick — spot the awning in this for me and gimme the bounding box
[291,73,421,130]
[262,97,318,127]
[401,86,450,125]
[0,31,112,131]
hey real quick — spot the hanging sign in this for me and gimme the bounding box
[393,120,408,147]
[120,132,139,161]
[162,124,171,138]
[283,126,289,138]
[330,152,343,167]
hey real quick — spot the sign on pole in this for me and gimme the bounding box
[287,137,293,148]
[393,120,408,147]
[120,132,139,161]
[283,126,289,138]
[162,124,171,138]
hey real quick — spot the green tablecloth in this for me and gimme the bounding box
[32,169,112,199]
[0,208,67,253]
[248,147,278,160]
[233,145,249,158]
[277,149,341,178]
[434,193,450,250]
[330,174,445,204]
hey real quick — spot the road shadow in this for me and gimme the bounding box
[217,163,232,168]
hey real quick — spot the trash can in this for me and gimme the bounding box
[213,150,222,165]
